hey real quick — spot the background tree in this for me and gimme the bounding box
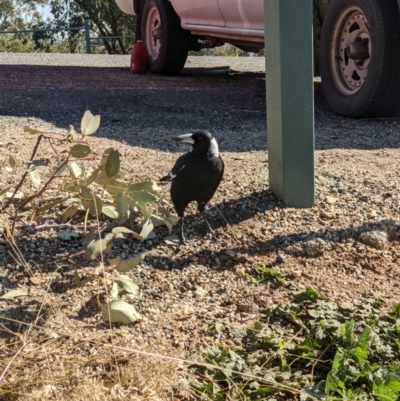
[1,0,329,58]
[0,0,48,52]
[48,0,136,54]
[313,0,331,75]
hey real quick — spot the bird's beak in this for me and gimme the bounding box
[172,133,195,145]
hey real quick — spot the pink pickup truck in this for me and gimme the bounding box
[116,0,400,118]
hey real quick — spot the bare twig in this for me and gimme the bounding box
[11,159,70,235]
[1,134,44,211]
[34,223,96,232]
[0,347,23,382]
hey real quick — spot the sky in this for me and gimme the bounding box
[39,4,53,20]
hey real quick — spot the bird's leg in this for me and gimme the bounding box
[202,211,216,237]
[179,216,186,245]
[214,205,229,225]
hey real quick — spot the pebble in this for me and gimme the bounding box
[326,196,338,205]
[320,211,333,219]
[234,267,246,277]
[304,239,326,257]
[359,231,388,250]
[276,254,286,263]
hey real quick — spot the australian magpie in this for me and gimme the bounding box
[161,130,224,244]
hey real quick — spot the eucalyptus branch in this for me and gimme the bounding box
[11,158,70,235]
[1,134,44,211]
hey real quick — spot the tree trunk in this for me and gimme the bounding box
[313,0,331,75]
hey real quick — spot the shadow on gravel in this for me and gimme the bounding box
[0,300,45,337]
[1,64,400,152]
[149,217,397,273]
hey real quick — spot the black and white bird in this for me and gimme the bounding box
[161,130,224,244]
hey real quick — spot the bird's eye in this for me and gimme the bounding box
[197,137,203,141]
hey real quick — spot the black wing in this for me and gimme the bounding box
[160,153,190,182]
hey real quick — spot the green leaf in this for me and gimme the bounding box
[37,198,65,213]
[128,181,160,193]
[163,218,173,233]
[58,230,80,241]
[102,206,118,219]
[111,226,142,240]
[81,110,101,136]
[74,272,92,287]
[8,155,20,169]
[164,235,180,246]
[0,187,10,200]
[357,327,371,352]
[305,286,326,300]
[135,201,150,219]
[101,300,141,324]
[295,286,326,303]
[100,147,114,166]
[166,216,180,225]
[113,275,139,295]
[149,215,165,227]
[85,233,115,260]
[63,182,79,194]
[140,218,154,240]
[109,257,121,266]
[158,206,174,217]
[352,346,368,364]
[392,302,400,318]
[26,159,47,170]
[302,381,327,400]
[128,190,157,203]
[115,192,130,220]
[105,149,120,178]
[104,178,127,196]
[70,162,82,178]
[23,126,46,135]
[70,144,91,158]
[82,230,97,247]
[0,287,30,299]
[81,188,102,216]
[110,282,119,298]
[83,168,99,186]
[116,253,147,272]
[65,125,76,141]
[61,205,79,223]
[94,171,110,186]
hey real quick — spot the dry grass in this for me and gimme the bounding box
[1,313,189,401]
[0,238,190,401]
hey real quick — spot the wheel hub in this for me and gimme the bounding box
[345,37,369,61]
[330,7,371,95]
[145,6,162,60]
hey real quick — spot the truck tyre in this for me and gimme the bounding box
[320,0,400,117]
[141,0,190,75]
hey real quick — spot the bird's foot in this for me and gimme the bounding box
[207,227,217,238]
[179,233,187,246]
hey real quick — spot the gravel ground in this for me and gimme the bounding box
[1,53,400,397]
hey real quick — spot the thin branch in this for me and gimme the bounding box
[0,347,23,382]
[34,223,96,231]
[2,134,44,211]
[11,159,70,235]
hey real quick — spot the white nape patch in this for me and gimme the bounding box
[209,138,219,157]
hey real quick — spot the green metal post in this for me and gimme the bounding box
[84,20,91,54]
[264,0,315,207]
